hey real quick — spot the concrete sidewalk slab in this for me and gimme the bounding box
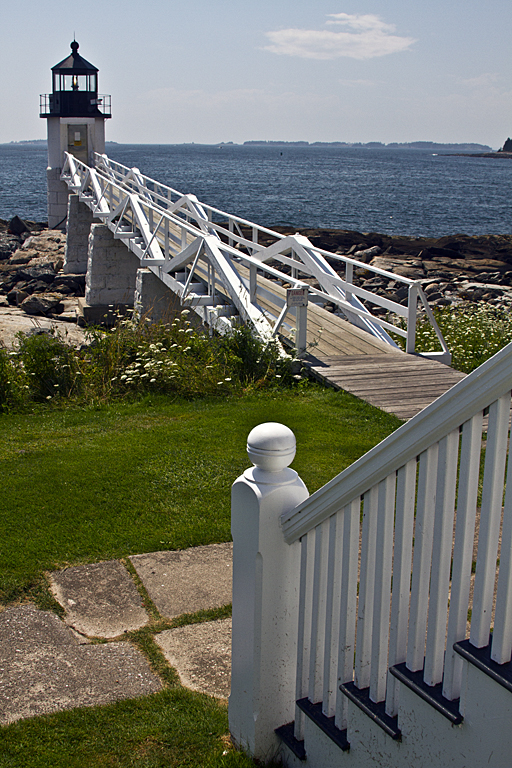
[156,618,231,699]
[50,560,149,638]
[131,543,232,619]
[0,605,162,725]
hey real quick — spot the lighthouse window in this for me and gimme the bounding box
[62,74,88,91]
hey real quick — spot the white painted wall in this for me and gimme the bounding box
[278,660,512,768]
[45,116,107,227]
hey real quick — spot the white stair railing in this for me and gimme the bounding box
[280,339,512,735]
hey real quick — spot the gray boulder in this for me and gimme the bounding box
[20,293,64,316]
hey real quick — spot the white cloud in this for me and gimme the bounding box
[457,73,499,89]
[338,78,377,87]
[263,12,416,61]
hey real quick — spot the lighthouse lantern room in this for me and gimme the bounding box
[40,41,111,228]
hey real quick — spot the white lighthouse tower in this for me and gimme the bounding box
[40,41,111,229]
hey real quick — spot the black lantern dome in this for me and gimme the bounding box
[40,41,111,118]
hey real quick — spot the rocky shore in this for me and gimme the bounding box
[2,217,512,334]
[0,218,85,317]
[262,225,512,314]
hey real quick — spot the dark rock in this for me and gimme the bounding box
[26,280,52,293]
[52,282,73,294]
[7,289,29,306]
[426,291,442,302]
[18,265,56,283]
[8,216,30,236]
[61,273,85,287]
[362,277,388,289]
[0,234,21,260]
[9,251,34,265]
[392,266,425,279]
[394,286,409,300]
[20,293,64,316]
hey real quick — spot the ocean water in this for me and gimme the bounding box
[0,142,510,238]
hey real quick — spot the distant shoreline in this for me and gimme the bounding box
[1,140,494,152]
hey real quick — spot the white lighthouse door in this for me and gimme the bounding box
[67,124,89,164]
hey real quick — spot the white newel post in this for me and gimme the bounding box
[229,423,309,761]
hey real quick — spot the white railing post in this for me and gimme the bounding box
[406,283,418,354]
[230,423,309,761]
[345,262,353,305]
[296,303,308,357]
[249,263,258,303]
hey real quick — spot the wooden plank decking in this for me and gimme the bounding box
[247,273,465,420]
[306,353,466,420]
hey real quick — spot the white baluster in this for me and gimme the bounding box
[308,519,329,705]
[323,512,342,717]
[355,485,379,689]
[370,474,396,703]
[443,412,483,700]
[386,459,416,716]
[407,443,439,672]
[294,531,314,741]
[471,394,510,648]
[424,429,459,686]
[335,499,360,730]
[492,401,512,663]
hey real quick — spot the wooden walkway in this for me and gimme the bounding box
[232,268,466,420]
[306,353,466,420]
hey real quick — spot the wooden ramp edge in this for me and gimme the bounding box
[306,354,466,421]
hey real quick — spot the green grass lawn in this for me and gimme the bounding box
[0,386,401,766]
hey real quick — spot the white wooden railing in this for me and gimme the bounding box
[283,340,512,733]
[230,342,512,765]
[60,151,450,360]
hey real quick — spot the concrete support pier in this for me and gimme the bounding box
[64,195,94,274]
[134,268,181,323]
[79,224,140,325]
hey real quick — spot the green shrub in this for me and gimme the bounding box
[82,311,295,400]
[0,312,300,413]
[220,323,293,386]
[16,331,81,402]
[0,348,25,412]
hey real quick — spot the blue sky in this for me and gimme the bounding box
[2,0,511,147]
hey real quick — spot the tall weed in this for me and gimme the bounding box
[2,312,298,412]
[16,331,81,401]
[393,302,512,373]
[0,348,26,412]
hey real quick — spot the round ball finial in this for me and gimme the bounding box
[247,422,296,473]
[71,40,79,53]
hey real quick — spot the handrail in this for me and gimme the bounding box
[281,339,512,543]
[61,151,452,358]
[94,153,417,288]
